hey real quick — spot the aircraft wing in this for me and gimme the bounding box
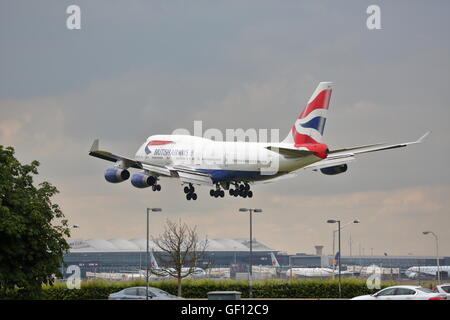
[256,133,428,184]
[89,139,142,169]
[89,139,213,184]
[305,132,429,171]
[168,165,214,186]
[328,132,429,157]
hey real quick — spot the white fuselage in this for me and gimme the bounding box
[134,135,322,183]
[406,266,450,278]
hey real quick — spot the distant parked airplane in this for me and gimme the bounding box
[405,266,450,279]
[90,82,428,200]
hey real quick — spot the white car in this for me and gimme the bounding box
[351,285,447,300]
[434,284,450,299]
[108,286,183,300]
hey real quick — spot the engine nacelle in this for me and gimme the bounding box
[131,173,157,188]
[104,168,130,183]
[320,164,348,175]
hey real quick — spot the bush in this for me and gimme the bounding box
[0,278,395,300]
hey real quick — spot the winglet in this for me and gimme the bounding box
[90,139,99,153]
[416,131,430,144]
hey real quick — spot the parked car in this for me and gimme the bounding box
[108,286,183,300]
[351,285,447,300]
[433,284,450,299]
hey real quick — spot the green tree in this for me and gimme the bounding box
[0,145,70,298]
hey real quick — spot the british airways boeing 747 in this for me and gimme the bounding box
[89,82,428,200]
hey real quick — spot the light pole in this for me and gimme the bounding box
[327,219,342,298]
[331,219,359,278]
[146,207,162,300]
[62,225,80,279]
[423,231,440,284]
[239,208,262,298]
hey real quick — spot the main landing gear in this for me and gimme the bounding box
[151,184,161,192]
[209,184,225,198]
[184,183,197,201]
[229,182,253,198]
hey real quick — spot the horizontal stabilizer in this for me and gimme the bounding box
[266,146,314,158]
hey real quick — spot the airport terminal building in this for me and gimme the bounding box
[64,238,277,278]
[64,238,450,279]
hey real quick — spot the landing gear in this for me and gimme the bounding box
[229,182,253,198]
[151,182,161,192]
[209,184,225,198]
[184,183,197,201]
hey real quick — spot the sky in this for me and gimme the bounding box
[1,0,449,256]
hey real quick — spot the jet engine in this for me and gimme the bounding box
[131,173,157,188]
[320,164,348,175]
[104,168,130,183]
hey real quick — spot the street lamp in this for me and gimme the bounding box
[423,231,440,284]
[62,225,81,279]
[331,219,359,279]
[146,207,162,300]
[327,219,342,298]
[239,208,262,298]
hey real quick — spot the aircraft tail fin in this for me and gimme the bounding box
[150,251,159,269]
[282,82,333,145]
[270,252,280,267]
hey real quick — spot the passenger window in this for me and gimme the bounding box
[395,288,415,295]
[124,288,138,296]
[442,286,450,293]
[376,288,396,296]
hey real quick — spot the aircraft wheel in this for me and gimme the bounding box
[247,191,253,198]
[156,184,161,191]
[184,186,190,193]
[244,183,250,191]
[192,193,197,200]
[152,185,157,191]
[229,189,235,196]
[220,190,225,197]
[186,193,192,201]
[210,189,215,197]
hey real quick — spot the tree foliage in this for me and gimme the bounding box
[0,145,70,297]
[151,219,208,296]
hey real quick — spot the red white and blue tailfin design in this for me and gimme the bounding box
[282,82,333,145]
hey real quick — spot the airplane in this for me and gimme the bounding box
[148,251,206,278]
[89,81,429,200]
[405,266,450,279]
[285,267,356,278]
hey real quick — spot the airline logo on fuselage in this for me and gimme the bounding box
[145,140,174,154]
